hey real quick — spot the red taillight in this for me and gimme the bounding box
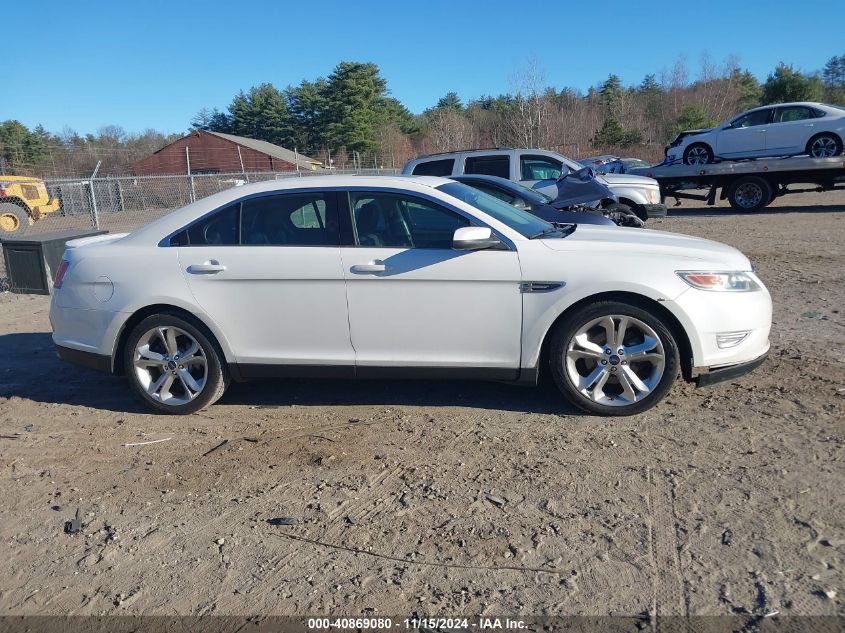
[54,260,70,288]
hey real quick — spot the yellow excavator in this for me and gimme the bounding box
[0,175,61,236]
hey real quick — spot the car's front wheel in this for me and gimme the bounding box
[603,202,644,227]
[683,143,714,165]
[123,313,228,414]
[549,301,680,416]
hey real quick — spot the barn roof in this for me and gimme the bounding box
[203,131,321,169]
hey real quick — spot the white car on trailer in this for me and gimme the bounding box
[668,102,845,165]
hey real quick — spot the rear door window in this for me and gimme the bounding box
[170,192,340,246]
[241,192,339,246]
[174,203,240,246]
[464,155,510,179]
[411,158,455,176]
[774,106,813,123]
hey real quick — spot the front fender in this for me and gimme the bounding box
[521,280,692,370]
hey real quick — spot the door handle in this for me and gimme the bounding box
[804,123,815,127]
[350,260,386,274]
[187,261,227,274]
[755,129,766,133]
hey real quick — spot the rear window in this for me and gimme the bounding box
[411,158,455,176]
[464,155,510,179]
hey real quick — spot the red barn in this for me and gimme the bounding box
[133,130,321,176]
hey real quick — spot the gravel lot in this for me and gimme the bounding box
[0,192,843,618]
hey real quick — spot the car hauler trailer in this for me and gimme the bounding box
[629,156,845,211]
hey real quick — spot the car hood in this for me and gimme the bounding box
[681,128,713,137]
[598,173,659,187]
[540,225,751,269]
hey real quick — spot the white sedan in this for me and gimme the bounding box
[50,176,772,416]
[668,102,845,165]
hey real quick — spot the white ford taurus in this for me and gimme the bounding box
[50,175,772,416]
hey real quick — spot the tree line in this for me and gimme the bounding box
[2,55,844,177]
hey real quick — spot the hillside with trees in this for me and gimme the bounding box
[2,55,843,178]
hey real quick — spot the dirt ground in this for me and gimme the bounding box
[0,191,843,619]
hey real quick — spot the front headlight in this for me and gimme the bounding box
[676,271,760,292]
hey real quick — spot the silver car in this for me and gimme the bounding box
[667,102,845,165]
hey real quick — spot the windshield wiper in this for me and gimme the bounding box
[528,225,571,240]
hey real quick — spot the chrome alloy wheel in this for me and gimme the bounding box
[685,146,710,165]
[810,136,838,158]
[565,315,665,407]
[133,326,207,405]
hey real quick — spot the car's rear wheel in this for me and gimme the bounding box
[0,202,29,236]
[123,313,227,414]
[549,301,680,416]
[726,176,772,211]
[806,133,842,158]
[683,143,714,165]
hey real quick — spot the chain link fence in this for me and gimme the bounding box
[0,168,399,285]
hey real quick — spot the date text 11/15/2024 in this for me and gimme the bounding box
[307,617,528,630]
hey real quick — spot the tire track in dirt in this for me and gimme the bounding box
[646,464,688,620]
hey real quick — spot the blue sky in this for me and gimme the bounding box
[4,0,843,136]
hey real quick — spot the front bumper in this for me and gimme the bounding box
[695,351,768,387]
[642,203,667,218]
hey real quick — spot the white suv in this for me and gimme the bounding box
[50,175,770,416]
[403,148,667,220]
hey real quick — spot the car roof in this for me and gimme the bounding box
[743,101,825,113]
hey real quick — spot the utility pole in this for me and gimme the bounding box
[186,147,195,203]
[236,145,249,183]
[89,161,102,229]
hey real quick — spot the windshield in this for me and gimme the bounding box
[436,182,554,239]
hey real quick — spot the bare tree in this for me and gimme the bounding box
[426,109,472,152]
[507,57,551,148]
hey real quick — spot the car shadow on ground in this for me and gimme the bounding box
[665,202,845,218]
[0,332,581,416]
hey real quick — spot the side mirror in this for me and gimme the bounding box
[511,197,530,211]
[453,226,503,251]
[556,165,571,181]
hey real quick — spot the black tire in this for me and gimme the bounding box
[726,176,772,211]
[123,313,228,414]
[604,202,645,227]
[805,133,842,158]
[0,201,29,236]
[683,143,714,165]
[548,300,680,416]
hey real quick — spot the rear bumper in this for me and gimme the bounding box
[695,351,768,387]
[56,344,112,373]
[642,203,667,218]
